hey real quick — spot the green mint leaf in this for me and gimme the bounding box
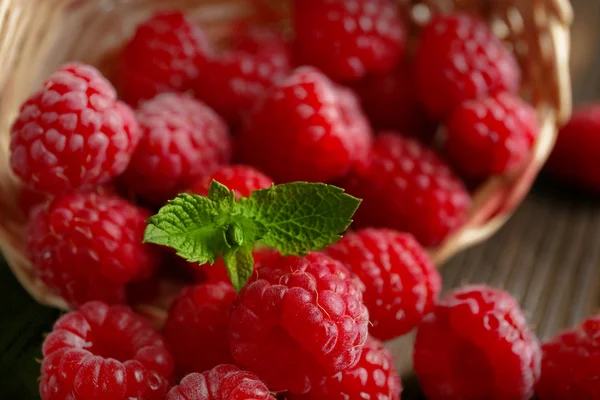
[240,182,361,255]
[208,180,232,202]
[144,181,361,291]
[223,246,254,291]
[143,193,224,264]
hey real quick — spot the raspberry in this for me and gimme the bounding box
[187,165,274,199]
[120,93,231,204]
[164,282,237,377]
[415,13,520,118]
[414,285,541,400]
[39,301,173,400]
[116,11,211,105]
[289,336,401,400]
[229,252,369,394]
[165,365,274,400]
[324,228,441,340]
[10,63,140,195]
[350,64,437,141]
[535,314,600,399]
[443,92,539,182]
[546,104,600,192]
[194,28,291,125]
[293,0,406,82]
[341,132,470,247]
[26,191,161,306]
[237,67,373,183]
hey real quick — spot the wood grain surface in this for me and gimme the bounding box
[0,1,599,398]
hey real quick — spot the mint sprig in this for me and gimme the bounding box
[144,181,361,291]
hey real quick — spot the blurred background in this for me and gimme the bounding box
[1,0,599,398]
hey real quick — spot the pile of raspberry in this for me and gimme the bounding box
[10,2,591,400]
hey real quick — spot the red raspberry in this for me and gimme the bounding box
[293,0,406,82]
[351,64,437,141]
[165,365,274,400]
[341,132,470,247]
[546,104,600,192]
[535,314,600,400]
[164,282,237,377]
[40,301,173,400]
[187,165,273,199]
[414,285,541,400]
[26,191,161,306]
[116,11,212,105]
[229,252,369,395]
[324,228,441,340]
[120,93,231,204]
[237,67,373,183]
[415,13,520,119]
[443,92,539,182]
[290,336,401,400]
[10,63,140,195]
[194,28,291,125]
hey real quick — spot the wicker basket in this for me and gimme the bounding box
[0,0,572,317]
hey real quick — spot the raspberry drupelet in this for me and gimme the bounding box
[164,282,238,377]
[293,0,406,82]
[324,228,441,340]
[120,93,231,205]
[26,191,161,306]
[415,13,520,119]
[116,11,212,105]
[228,252,369,395]
[165,365,274,400]
[289,336,402,400]
[10,63,140,195]
[237,67,373,183]
[536,314,600,400]
[39,301,173,400]
[341,132,470,247]
[414,285,541,400]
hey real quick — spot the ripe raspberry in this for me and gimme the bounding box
[187,165,273,199]
[229,252,369,394]
[415,13,520,118]
[414,285,541,400]
[26,191,161,306]
[165,365,274,400]
[237,67,373,183]
[10,63,140,195]
[116,11,212,105]
[293,0,406,82]
[443,92,538,182]
[40,301,173,400]
[341,132,470,247]
[194,28,291,125]
[290,336,401,400]
[164,282,237,377]
[120,93,231,204]
[535,314,600,400]
[350,64,437,141]
[324,228,441,340]
[546,104,600,192]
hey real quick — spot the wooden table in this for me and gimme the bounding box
[1,1,599,398]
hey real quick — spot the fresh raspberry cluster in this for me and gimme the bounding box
[8,3,571,400]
